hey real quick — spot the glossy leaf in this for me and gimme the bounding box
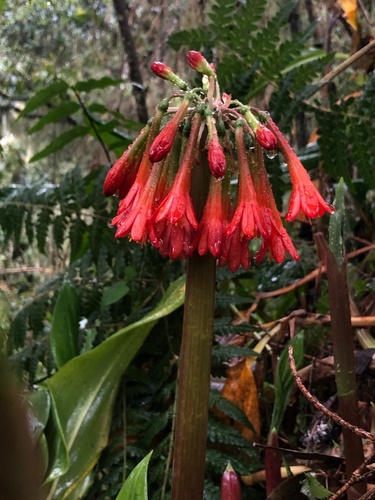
[50,281,80,369]
[18,80,69,118]
[115,451,153,500]
[270,332,304,431]
[30,125,88,162]
[28,102,81,135]
[43,276,185,499]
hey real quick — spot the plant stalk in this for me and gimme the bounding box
[315,233,365,498]
[171,141,216,499]
[171,252,216,500]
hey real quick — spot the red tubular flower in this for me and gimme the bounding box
[195,177,224,258]
[225,122,267,240]
[113,162,163,243]
[221,463,241,500]
[218,185,250,272]
[251,144,299,263]
[111,109,166,232]
[186,51,216,77]
[103,123,150,197]
[150,113,202,259]
[149,98,191,163]
[267,118,334,222]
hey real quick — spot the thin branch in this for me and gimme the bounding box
[72,89,111,164]
[330,452,375,500]
[288,345,375,443]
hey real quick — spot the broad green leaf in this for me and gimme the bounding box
[270,332,304,431]
[101,281,130,309]
[115,451,153,500]
[28,102,81,135]
[43,276,185,499]
[73,76,123,92]
[300,473,333,499]
[27,386,51,442]
[0,0,7,14]
[30,125,88,162]
[329,178,345,266]
[18,80,69,118]
[50,281,80,369]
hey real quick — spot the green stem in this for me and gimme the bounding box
[171,252,216,500]
[315,233,365,498]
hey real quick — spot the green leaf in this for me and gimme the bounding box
[300,473,333,499]
[18,80,69,118]
[101,282,130,309]
[28,102,81,135]
[329,177,345,266]
[27,386,51,442]
[115,451,153,500]
[73,76,123,92]
[270,332,304,431]
[43,276,185,499]
[29,125,88,162]
[50,281,80,369]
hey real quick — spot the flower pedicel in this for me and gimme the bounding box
[104,51,334,271]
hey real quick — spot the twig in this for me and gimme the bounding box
[330,452,375,500]
[73,89,112,164]
[288,345,375,443]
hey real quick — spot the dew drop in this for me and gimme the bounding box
[328,203,336,214]
[265,149,277,159]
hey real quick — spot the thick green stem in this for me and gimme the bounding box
[315,233,365,498]
[171,252,216,500]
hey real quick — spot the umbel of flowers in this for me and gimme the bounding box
[104,51,334,271]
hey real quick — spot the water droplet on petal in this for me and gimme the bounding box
[265,149,277,159]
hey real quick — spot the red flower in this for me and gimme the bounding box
[225,123,267,240]
[113,162,163,243]
[267,119,334,221]
[149,98,190,163]
[186,51,216,77]
[103,124,150,197]
[150,113,202,259]
[195,177,224,258]
[251,144,299,263]
[218,187,250,272]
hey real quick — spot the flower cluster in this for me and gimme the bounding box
[104,51,334,271]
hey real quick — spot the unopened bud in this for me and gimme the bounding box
[187,50,216,77]
[255,123,277,150]
[221,463,241,500]
[151,61,188,90]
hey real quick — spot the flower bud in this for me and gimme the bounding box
[186,51,216,77]
[149,98,190,162]
[221,463,241,500]
[208,137,226,179]
[255,123,277,150]
[151,61,188,90]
